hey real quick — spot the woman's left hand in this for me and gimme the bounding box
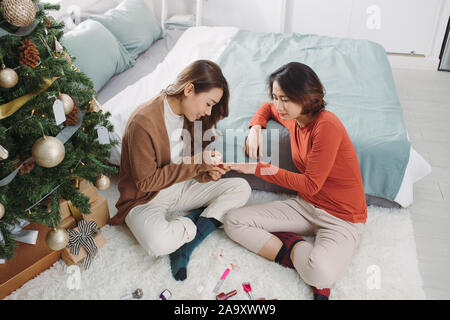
[228,162,258,175]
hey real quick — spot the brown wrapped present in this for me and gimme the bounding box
[59,184,98,221]
[57,216,77,229]
[58,184,108,228]
[79,178,94,191]
[59,198,73,221]
[61,226,106,267]
[79,185,99,203]
[82,195,109,229]
[0,223,62,299]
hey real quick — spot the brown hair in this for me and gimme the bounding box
[268,62,326,115]
[163,60,229,131]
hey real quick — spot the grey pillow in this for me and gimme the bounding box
[89,0,163,61]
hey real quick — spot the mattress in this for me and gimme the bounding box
[100,26,431,208]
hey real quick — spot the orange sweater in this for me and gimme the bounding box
[250,102,367,223]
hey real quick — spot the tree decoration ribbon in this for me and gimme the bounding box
[66,200,84,221]
[0,218,39,264]
[0,110,85,187]
[0,77,59,120]
[66,220,99,270]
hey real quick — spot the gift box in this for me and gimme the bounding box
[57,216,77,229]
[0,223,62,299]
[78,178,94,191]
[57,183,109,229]
[81,195,109,229]
[59,198,73,221]
[61,227,106,267]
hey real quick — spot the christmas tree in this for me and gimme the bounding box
[0,0,118,262]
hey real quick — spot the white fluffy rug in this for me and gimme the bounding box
[4,183,425,300]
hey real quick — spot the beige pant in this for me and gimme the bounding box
[125,177,251,257]
[224,196,365,289]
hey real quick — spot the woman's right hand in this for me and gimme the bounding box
[245,125,263,159]
[205,163,230,181]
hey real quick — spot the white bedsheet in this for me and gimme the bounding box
[102,26,431,208]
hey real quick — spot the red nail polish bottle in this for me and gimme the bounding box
[216,290,237,300]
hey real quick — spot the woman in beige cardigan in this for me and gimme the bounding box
[110,60,251,281]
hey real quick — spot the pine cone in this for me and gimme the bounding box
[65,105,80,126]
[19,161,35,174]
[18,38,40,69]
[44,17,52,29]
[13,155,35,175]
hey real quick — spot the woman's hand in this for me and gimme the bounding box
[181,150,223,165]
[246,125,263,159]
[206,163,230,181]
[228,162,258,175]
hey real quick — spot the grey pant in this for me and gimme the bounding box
[224,196,365,289]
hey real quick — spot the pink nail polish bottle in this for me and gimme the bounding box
[242,282,254,300]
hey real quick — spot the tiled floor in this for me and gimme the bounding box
[392,68,450,299]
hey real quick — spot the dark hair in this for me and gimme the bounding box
[268,62,326,115]
[164,60,229,131]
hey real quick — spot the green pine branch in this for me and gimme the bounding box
[0,1,118,261]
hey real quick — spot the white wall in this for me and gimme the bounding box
[156,0,286,33]
[285,0,353,38]
[431,0,450,61]
[201,0,286,33]
[49,0,450,70]
[284,0,450,70]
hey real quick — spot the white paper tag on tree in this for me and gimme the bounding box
[53,99,66,125]
[55,39,64,53]
[96,126,110,145]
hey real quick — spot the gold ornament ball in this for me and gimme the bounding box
[95,174,111,191]
[58,93,74,115]
[32,136,65,168]
[0,203,5,220]
[46,228,69,251]
[0,67,19,88]
[1,0,36,27]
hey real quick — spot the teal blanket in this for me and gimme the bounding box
[215,30,410,201]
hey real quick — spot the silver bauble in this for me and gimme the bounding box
[95,174,111,191]
[46,228,69,251]
[58,93,74,115]
[32,136,65,168]
[0,67,19,88]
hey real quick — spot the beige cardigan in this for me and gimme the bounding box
[110,94,214,225]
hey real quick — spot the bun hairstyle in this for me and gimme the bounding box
[268,62,327,115]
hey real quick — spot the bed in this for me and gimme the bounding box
[99,26,431,209]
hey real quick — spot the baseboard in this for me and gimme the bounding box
[387,54,440,70]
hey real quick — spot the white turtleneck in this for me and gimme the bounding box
[163,95,185,164]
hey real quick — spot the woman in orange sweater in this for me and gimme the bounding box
[224,62,367,300]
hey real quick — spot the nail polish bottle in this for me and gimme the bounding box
[216,289,237,300]
[242,282,254,300]
[159,289,172,300]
